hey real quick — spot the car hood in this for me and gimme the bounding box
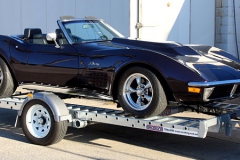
[79,38,204,57]
[110,38,240,81]
[175,55,240,80]
[77,38,240,81]
[111,38,199,56]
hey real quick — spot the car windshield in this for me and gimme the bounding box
[62,20,124,43]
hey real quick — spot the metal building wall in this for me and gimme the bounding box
[0,0,130,36]
[0,0,215,49]
[215,0,240,58]
[129,0,215,46]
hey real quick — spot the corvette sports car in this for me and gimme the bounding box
[0,16,240,118]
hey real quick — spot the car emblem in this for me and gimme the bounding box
[88,61,99,66]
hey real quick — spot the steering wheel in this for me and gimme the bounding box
[99,35,108,40]
[72,35,82,42]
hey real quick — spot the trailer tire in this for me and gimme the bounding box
[21,99,68,145]
[0,58,15,98]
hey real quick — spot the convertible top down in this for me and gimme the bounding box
[0,16,240,117]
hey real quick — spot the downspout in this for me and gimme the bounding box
[189,0,192,44]
[136,0,142,40]
[233,0,239,59]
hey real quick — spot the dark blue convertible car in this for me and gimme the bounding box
[0,16,240,117]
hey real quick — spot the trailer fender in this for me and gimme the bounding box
[16,92,72,126]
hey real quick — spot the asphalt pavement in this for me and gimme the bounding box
[0,89,240,160]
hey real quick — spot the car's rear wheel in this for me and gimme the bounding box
[118,67,167,118]
[0,58,15,98]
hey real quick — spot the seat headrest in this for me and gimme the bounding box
[55,29,63,38]
[55,29,62,34]
[24,28,42,39]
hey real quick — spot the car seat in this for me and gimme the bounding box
[24,28,48,44]
[55,29,68,45]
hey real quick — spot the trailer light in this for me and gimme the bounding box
[27,93,33,98]
[188,87,201,93]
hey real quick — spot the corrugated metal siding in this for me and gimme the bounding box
[0,0,130,36]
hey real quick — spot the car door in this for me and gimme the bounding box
[19,43,79,87]
[73,42,132,96]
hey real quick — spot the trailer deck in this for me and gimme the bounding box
[0,87,239,146]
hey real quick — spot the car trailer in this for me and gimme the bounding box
[0,85,239,145]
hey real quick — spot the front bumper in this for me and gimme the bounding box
[188,79,240,87]
[188,79,240,101]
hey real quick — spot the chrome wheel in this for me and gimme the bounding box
[123,73,153,111]
[0,68,3,87]
[26,104,51,138]
[118,67,167,117]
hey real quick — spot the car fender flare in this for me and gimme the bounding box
[111,59,173,101]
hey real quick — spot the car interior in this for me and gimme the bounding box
[22,28,69,45]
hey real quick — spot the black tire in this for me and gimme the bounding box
[21,100,68,145]
[118,67,167,118]
[0,58,15,98]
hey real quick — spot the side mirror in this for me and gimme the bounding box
[46,33,57,41]
[46,33,60,48]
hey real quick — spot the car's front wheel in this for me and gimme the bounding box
[118,67,167,118]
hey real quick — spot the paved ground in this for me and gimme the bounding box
[0,88,240,159]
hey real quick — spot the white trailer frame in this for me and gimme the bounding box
[0,90,239,145]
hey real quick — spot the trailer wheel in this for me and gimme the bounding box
[0,58,15,98]
[21,99,68,145]
[118,66,167,118]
